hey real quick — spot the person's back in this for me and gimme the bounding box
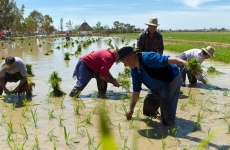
[82,49,115,74]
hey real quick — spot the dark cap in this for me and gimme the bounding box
[116,46,140,63]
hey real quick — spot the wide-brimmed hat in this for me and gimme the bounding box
[145,18,159,26]
[201,46,215,58]
[116,46,140,63]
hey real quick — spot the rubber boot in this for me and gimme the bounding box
[69,87,81,97]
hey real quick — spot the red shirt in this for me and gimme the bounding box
[82,49,115,77]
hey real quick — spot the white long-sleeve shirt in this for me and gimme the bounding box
[184,49,205,80]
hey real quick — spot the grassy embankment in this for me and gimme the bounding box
[110,32,230,63]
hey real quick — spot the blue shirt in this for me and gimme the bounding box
[131,52,180,92]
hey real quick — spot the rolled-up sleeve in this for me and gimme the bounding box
[131,70,142,92]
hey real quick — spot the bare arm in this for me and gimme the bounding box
[0,77,7,91]
[168,57,186,66]
[100,72,120,87]
[126,91,140,120]
[18,76,27,88]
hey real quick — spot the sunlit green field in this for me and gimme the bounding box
[110,32,230,63]
[110,32,230,44]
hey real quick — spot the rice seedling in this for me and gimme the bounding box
[11,102,17,110]
[206,66,223,75]
[38,44,42,47]
[223,90,229,96]
[192,111,204,132]
[64,126,71,145]
[44,52,49,55]
[162,137,166,150]
[48,50,54,53]
[119,103,128,116]
[188,96,197,105]
[118,123,122,137]
[48,71,66,97]
[20,123,28,140]
[168,127,179,137]
[53,141,57,150]
[99,108,117,150]
[180,102,187,111]
[25,64,34,77]
[7,119,14,134]
[2,100,8,107]
[60,97,65,109]
[74,104,81,115]
[117,70,131,92]
[31,135,39,150]
[31,109,38,128]
[86,129,94,149]
[44,96,53,103]
[223,119,230,134]
[48,109,56,120]
[56,46,60,49]
[196,129,218,150]
[64,52,70,60]
[84,113,92,124]
[47,128,58,142]
[185,58,203,75]
[0,112,6,125]
[58,114,65,126]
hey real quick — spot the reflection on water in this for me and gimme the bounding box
[1,36,230,103]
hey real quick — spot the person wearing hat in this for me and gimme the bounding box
[178,46,215,86]
[69,49,120,97]
[137,18,168,124]
[0,56,27,95]
[137,18,164,54]
[117,46,186,126]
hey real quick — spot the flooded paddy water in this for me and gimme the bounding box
[0,36,230,150]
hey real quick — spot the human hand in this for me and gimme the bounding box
[14,87,20,94]
[126,109,134,120]
[112,80,120,87]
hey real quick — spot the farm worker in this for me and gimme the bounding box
[137,18,165,119]
[178,46,215,86]
[0,56,27,95]
[117,46,186,126]
[66,33,70,41]
[137,18,164,54]
[69,49,121,97]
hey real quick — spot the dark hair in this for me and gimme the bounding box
[5,56,15,65]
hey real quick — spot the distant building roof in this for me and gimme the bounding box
[78,21,92,31]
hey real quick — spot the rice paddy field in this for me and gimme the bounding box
[0,33,230,150]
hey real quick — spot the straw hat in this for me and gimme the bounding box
[116,46,140,63]
[201,46,215,58]
[145,18,160,26]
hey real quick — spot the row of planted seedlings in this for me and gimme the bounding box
[175,58,230,149]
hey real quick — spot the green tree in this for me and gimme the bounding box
[60,18,63,33]
[28,10,43,32]
[41,14,54,33]
[66,20,73,31]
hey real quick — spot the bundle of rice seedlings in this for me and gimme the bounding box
[48,71,66,97]
[19,79,35,96]
[206,66,223,76]
[26,64,34,77]
[185,58,203,75]
[64,52,70,60]
[56,46,60,49]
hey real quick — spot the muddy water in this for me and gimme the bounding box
[0,37,230,150]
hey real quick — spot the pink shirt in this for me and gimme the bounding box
[82,49,115,77]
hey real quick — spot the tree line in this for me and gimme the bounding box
[0,0,55,36]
